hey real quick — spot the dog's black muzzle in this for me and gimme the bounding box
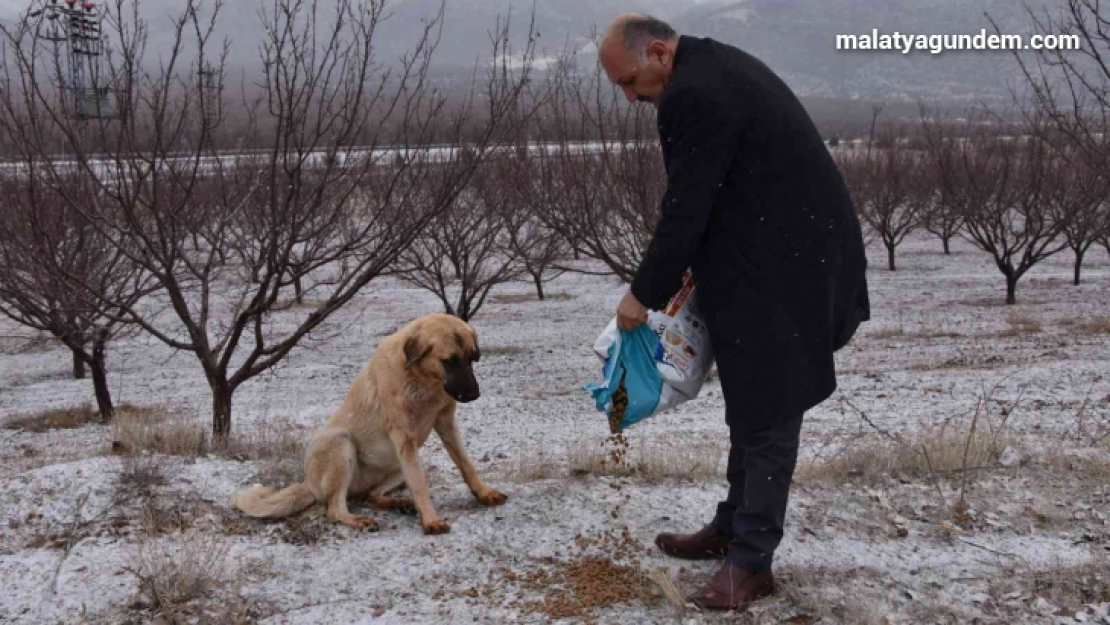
[444,362,480,403]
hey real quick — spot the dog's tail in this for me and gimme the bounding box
[233,483,316,519]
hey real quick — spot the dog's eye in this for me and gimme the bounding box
[443,355,460,367]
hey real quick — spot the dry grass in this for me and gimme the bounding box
[224,419,308,462]
[795,422,1008,484]
[1035,445,1110,477]
[1069,316,1110,335]
[507,446,562,482]
[918,331,964,339]
[0,332,56,355]
[769,566,891,625]
[646,568,687,612]
[130,533,230,603]
[506,436,726,484]
[111,405,207,457]
[964,297,1049,308]
[4,404,101,432]
[124,531,256,624]
[491,291,573,304]
[118,453,181,499]
[110,406,308,496]
[566,435,726,483]
[908,353,1007,372]
[869,327,963,341]
[1002,313,1043,336]
[482,345,533,356]
[711,562,1110,624]
[989,562,1110,614]
[111,406,306,464]
[870,327,904,340]
[136,495,193,537]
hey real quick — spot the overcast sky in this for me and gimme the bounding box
[0,0,1058,103]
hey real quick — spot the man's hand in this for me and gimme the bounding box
[616,290,649,331]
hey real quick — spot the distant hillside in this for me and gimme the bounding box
[0,0,1054,102]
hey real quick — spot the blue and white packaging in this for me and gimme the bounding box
[585,271,714,431]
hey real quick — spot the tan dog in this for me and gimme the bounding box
[233,313,506,534]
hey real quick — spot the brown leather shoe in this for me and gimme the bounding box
[686,563,775,612]
[654,524,729,560]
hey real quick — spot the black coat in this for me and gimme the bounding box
[630,35,870,421]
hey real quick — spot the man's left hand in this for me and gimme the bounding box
[616,290,649,331]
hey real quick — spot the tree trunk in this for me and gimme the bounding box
[1006,275,1018,305]
[1074,249,1084,286]
[72,347,86,380]
[533,273,545,301]
[210,378,233,441]
[887,243,897,272]
[294,276,304,304]
[89,340,114,423]
[942,236,951,255]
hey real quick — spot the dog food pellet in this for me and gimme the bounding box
[608,375,629,434]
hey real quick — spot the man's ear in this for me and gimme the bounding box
[404,336,432,368]
[648,39,671,66]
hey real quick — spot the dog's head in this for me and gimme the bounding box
[402,314,482,403]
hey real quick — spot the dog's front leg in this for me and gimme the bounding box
[435,410,507,507]
[388,429,450,535]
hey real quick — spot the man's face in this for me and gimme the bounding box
[600,39,673,108]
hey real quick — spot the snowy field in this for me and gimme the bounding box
[1,232,1109,624]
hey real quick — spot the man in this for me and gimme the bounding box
[599,14,870,612]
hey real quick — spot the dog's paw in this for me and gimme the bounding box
[341,515,379,531]
[422,519,451,535]
[476,489,508,507]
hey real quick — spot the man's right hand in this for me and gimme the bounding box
[616,290,649,331]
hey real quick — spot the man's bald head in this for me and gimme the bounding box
[599,13,679,107]
[601,13,678,63]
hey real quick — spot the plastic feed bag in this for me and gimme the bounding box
[585,271,714,433]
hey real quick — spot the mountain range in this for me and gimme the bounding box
[0,0,1056,103]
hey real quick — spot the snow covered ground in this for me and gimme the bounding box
[1,232,1108,624]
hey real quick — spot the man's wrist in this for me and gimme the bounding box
[630,274,659,312]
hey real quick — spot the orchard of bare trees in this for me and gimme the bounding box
[1,0,1108,441]
[0,0,544,437]
[836,73,1108,303]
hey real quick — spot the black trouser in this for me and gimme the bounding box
[708,341,805,572]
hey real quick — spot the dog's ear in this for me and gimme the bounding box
[404,336,432,368]
[471,329,480,362]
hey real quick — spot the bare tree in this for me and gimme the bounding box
[527,52,665,282]
[835,129,929,271]
[918,110,976,256]
[998,0,1109,177]
[1045,154,1105,285]
[396,165,523,321]
[999,1,1110,275]
[921,188,966,255]
[494,152,568,300]
[0,0,536,438]
[0,173,153,421]
[1102,200,1110,260]
[933,117,1067,304]
[866,103,884,159]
